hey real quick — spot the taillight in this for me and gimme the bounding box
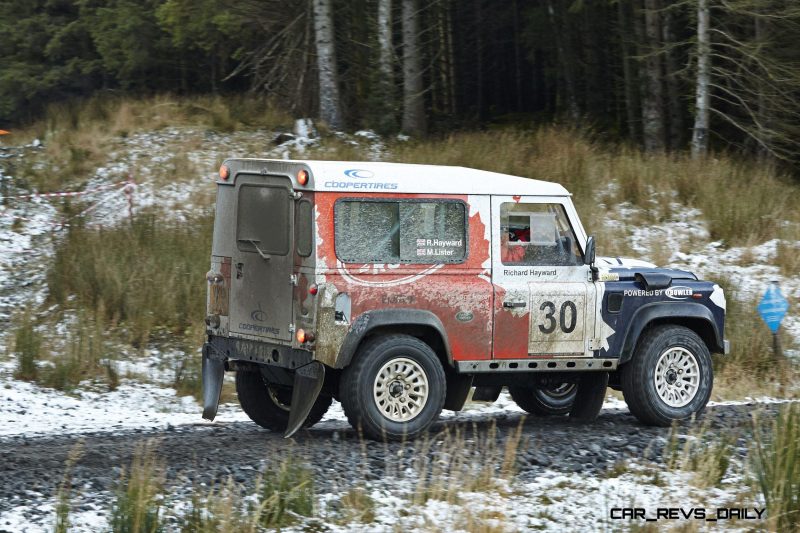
[219,164,230,181]
[297,169,309,186]
[309,284,318,295]
[296,329,315,343]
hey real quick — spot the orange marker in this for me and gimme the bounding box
[0,130,9,135]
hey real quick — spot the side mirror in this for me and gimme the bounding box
[584,236,596,266]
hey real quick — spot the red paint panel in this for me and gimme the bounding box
[314,192,493,361]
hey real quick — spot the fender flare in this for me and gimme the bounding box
[618,302,723,364]
[334,308,452,369]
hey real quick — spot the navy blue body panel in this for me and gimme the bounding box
[599,268,726,362]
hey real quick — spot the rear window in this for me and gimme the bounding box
[237,184,289,255]
[335,199,467,264]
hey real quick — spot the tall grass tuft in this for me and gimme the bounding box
[12,311,42,381]
[175,457,316,530]
[109,442,165,533]
[666,420,734,488]
[750,404,800,532]
[47,212,212,347]
[254,457,315,528]
[411,421,524,505]
[53,441,85,533]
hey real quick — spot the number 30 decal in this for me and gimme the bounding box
[538,300,577,334]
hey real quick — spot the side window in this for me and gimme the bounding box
[295,199,313,257]
[237,184,289,255]
[335,200,467,264]
[500,203,582,266]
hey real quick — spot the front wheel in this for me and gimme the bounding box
[508,382,577,416]
[340,335,446,441]
[236,370,332,432]
[621,325,713,426]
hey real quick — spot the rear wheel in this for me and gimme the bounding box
[508,382,577,416]
[621,325,712,426]
[236,370,332,432]
[340,335,446,441]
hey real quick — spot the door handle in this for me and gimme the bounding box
[503,301,527,308]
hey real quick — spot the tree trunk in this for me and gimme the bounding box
[547,0,580,122]
[401,0,426,135]
[313,0,343,130]
[754,15,769,162]
[662,6,683,149]
[691,0,710,158]
[378,0,393,92]
[641,0,666,152]
[618,0,641,142]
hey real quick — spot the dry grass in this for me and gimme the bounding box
[750,403,800,532]
[776,240,800,278]
[387,128,800,248]
[411,421,524,505]
[109,441,166,533]
[666,420,735,489]
[47,212,212,349]
[12,94,293,192]
[711,279,797,399]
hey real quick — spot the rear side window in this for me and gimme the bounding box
[295,199,313,257]
[237,184,289,255]
[335,199,467,264]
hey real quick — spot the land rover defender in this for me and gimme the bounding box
[202,160,728,440]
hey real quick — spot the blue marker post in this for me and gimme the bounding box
[757,281,790,359]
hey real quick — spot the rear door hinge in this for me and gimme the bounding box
[588,338,602,351]
[290,274,298,286]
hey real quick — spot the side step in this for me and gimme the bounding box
[455,358,618,373]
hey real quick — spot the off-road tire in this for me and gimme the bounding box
[236,370,332,432]
[508,383,577,416]
[340,335,446,441]
[568,372,609,421]
[621,325,712,427]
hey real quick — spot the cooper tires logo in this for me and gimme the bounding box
[250,303,266,322]
[344,169,374,179]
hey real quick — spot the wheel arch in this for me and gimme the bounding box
[619,302,723,364]
[334,308,453,370]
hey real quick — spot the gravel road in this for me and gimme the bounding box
[0,399,779,520]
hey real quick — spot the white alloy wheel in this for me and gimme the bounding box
[653,347,700,408]
[373,357,429,422]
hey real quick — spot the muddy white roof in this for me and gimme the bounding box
[282,160,569,196]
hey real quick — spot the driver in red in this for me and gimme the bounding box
[500,231,526,263]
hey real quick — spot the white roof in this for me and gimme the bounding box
[266,159,569,196]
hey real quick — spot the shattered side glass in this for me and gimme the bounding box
[335,201,401,262]
[335,200,466,264]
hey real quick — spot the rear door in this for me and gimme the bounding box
[491,196,596,358]
[230,175,294,342]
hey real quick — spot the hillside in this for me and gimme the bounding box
[0,99,798,531]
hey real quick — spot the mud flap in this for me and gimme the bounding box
[472,385,502,402]
[202,344,225,421]
[284,361,326,438]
